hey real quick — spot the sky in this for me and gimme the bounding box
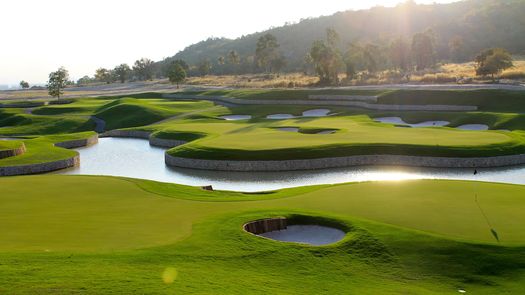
[0,0,458,85]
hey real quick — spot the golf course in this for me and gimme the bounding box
[0,87,525,293]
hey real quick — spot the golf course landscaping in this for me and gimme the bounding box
[1,88,525,293]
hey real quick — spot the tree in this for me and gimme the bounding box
[95,68,114,84]
[227,50,240,65]
[19,80,29,89]
[47,67,69,99]
[411,31,435,70]
[475,48,514,79]
[113,64,131,83]
[133,58,154,80]
[167,63,187,88]
[390,37,411,71]
[217,56,225,65]
[448,36,465,63]
[77,75,94,86]
[309,28,343,85]
[197,58,212,76]
[343,43,364,80]
[255,33,281,72]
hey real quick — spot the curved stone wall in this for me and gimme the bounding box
[163,94,478,112]
[0,134,98,176]
[0,155,79,176]
[244,218,288,235]
[0,143,26,159]
[166,153,525,172]
[54,134,99,149]
[102,129,186,148]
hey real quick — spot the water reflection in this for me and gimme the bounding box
[56,137,525,192]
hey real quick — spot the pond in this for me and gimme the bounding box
[56,137,525,192]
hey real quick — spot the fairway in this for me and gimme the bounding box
[1,175,525,293]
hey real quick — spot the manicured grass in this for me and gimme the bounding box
[0,175,524,293]
[0,132,95,167]
[0,108,95,135]
[0,140,23,152]
[94,97,215,130]
[147,114,525,160]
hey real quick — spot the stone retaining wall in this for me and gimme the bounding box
[244,218,287,235]
[0,155,79,176]
[0,134,97,176]
[166,153,525,172]
[101,129,186,148]
[308,95,378,102]
[54,134,99,149]
[0,143,26,159]
[163,94,478,112]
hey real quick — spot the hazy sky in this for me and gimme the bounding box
[0,0,457,85]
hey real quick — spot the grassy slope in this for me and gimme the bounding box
[0,140,23,151]
[177,89,525,112]
[94,98,215,130]
[0,175,524,293]
[0,108,95,135]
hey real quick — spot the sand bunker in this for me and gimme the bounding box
[244,218,345,246]
[302,109,331,117]
[220,115,252,121]
[374,117,449,128]
[266,114,296,120]
[457,124,489,131]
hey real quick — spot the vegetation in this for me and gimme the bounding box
[0,176,524,293]
[167,63,186,87]
[47,67,69,99]
[475,48,514,79]
[19,80,29,89]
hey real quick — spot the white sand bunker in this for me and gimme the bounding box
[266,114,296,120]
[457,124,489,131]
[220,115,252,121]
[277,127,300,132]
[374,117,449,128]
[260,225,346,246]
[302,109,331,117]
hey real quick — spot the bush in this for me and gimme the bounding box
[419,74,457,83]
[500,71,525,80]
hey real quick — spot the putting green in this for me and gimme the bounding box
[1,175,524,251]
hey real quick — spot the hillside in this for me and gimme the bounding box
[166,0,525,74]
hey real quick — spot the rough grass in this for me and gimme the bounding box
[0,176,524,293]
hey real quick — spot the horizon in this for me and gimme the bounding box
[0,0,459,85]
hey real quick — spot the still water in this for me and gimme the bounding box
[57,137,525,192]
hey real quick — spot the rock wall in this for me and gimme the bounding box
[0,134,97,176]
[101,129,186,148]
[166,153,525,172]
[308,94,378,102]
[244,218,287,235]
[0,155,79,176]
[0,143,26,159]
[54,134,99,149]
[163,94,478,112]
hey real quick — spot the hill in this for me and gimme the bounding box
[165,0,525,74]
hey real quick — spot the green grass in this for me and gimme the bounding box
[94,97,215,130]
[0,140,23,152]
[0,108,95,135]
[176,89,525,112]
[0,132,95,167]
[148,114,525,160]
[0,175,524,293]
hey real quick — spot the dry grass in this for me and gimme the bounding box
[186,73,318,88]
